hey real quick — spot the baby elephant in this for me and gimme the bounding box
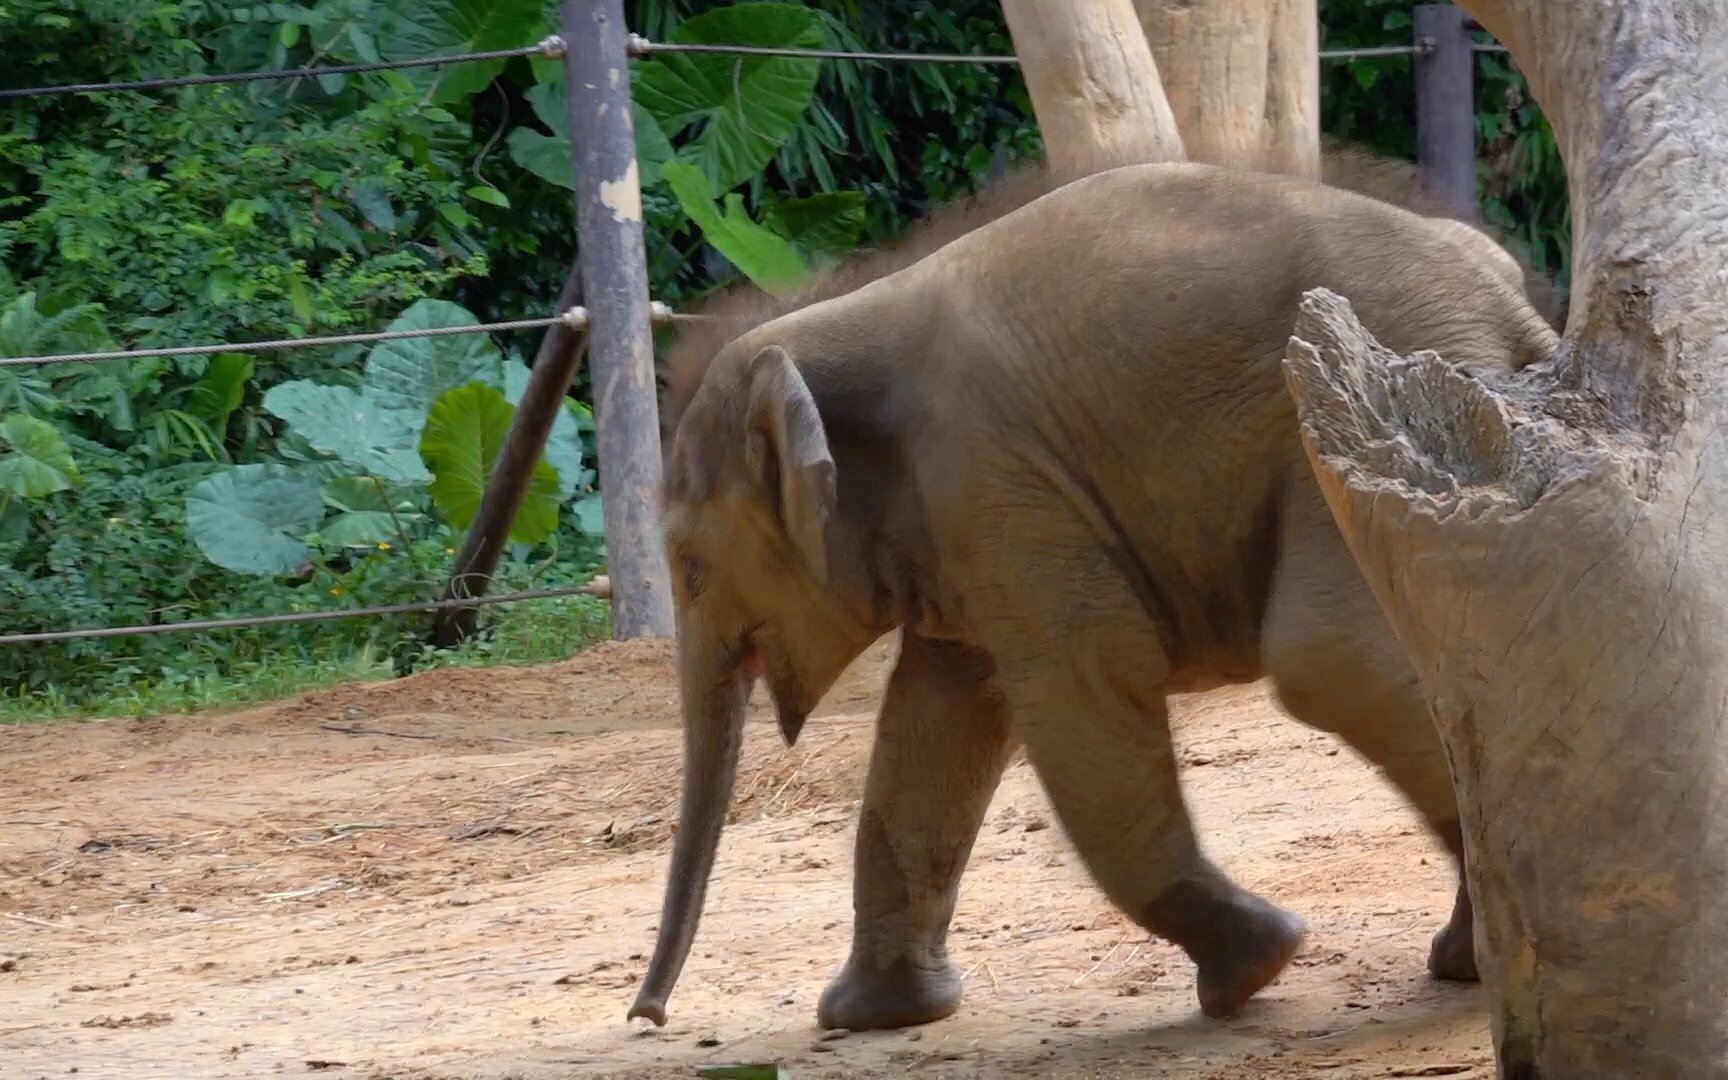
[629,161,1560,1033]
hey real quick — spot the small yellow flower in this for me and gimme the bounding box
[444,547,455,555]
[377,542,392,551]
[329,586,343,596]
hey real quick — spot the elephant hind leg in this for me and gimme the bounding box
[1018,672,1306,1018]
[1261,502,1478,982]
[966,538,1305,1018]
[1267,661,1478,982]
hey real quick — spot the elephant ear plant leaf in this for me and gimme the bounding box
[663,161,810,296]
[261,381,432,485]
[419,382,562,545]
[759,191,868,265]
[319,475,426,549]
[508,81,674,191]
[187,352,255,437]
[504,359,591,501]
[633,2,827,193]
[0,414,79,499]
[363,299,505,423]
[185,463,326,576]
[374,0,545,104]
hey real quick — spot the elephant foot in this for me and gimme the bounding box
[1426,873,1479,982]
[1193,901,1307,1019]
[816,951,962,1031]
[1427,918,1479,981]
[1142,870,1308,1019]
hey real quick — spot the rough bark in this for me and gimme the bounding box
[1282,2,1728,1074]
[998,0,1186,180]
[1134,0,1320,177]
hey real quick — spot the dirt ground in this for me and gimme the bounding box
[1,635,1492,1080]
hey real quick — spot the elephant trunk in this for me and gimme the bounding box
[626,635,750,1026]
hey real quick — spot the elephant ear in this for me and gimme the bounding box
[742,344,836,580]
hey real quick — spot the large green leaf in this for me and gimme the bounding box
[505,128,570,191]
[376,0,544,104]
[664,161,808,295]
[631,105,677,190]
[503,360,591,500]
[185,464,325,576]
[262,381,431,484]
[319,511,401,547]
[762,191,868,261]
[573,491,604,538]
[420,383,561,544]
[507,82,673,192]
[318,476,425,547]
[362,299,504,427]
[0,414,78,498]
[0,496,28,543]
[322,475,423,515]
[187,352,254,436]
[634,3,825,193]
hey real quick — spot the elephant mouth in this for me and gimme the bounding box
[744,637,812,747]
[740,645,765,681]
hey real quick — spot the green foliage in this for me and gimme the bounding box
[504,2,857,298]
[375,0,547,103]
[633,3,826,193]
[507,83,674,191]
[0,0,1570,720]
[185,462,324,575]
[0,414,79,498]
[760,190,868,263]
[664,161,809,295]
[186,297,593,574]
[262,381,431,483]
[421,381,561,543]
[362,301,506,423]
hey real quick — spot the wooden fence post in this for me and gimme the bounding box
[427,263,586,649]
[1413,3,1477,218]
[563,0,675,639]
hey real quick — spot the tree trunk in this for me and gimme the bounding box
[1282,2,1728,1074]
[1134,0,1320,177]
[999,0,1186,181]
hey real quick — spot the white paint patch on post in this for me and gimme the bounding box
[600,160,643,224]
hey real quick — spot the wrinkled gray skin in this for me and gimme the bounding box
[629,161,1561,1033]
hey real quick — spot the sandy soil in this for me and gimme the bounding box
[1,635,1492,1080]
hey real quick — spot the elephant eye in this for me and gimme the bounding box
[679,553,705,597]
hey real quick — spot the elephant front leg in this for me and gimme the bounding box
[816,632,1016,1032]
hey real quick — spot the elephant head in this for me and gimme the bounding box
[628,337,884,1026]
